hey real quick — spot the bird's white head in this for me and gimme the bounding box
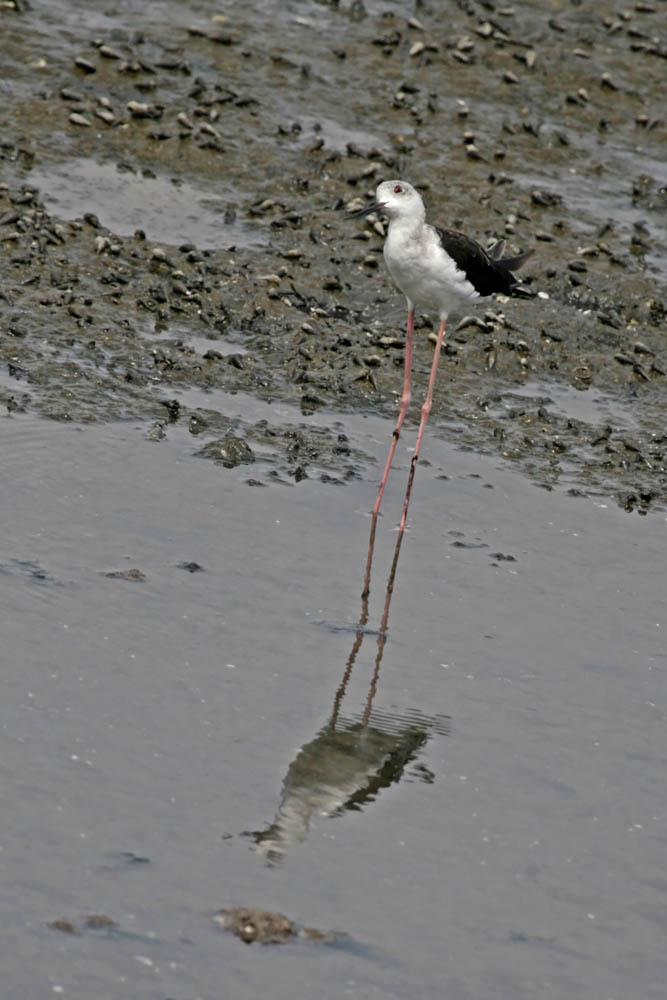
[351,179,425,225]
[373,180,425,222]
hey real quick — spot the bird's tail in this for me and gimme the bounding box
[499,248,535,297]
[496,249,534,273]
[487,239,506,260]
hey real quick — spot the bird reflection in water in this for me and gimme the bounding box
[246,498,450,864]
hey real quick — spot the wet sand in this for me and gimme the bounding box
[2,2,667,998]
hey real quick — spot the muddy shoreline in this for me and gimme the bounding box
[2,0,666,511]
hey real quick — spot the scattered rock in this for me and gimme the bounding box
[103,568,147,581]
[196,436,255,468]
[213,908,343,946]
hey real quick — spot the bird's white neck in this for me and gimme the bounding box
[387,203,426,235]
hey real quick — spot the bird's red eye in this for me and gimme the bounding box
[394,184,402,193]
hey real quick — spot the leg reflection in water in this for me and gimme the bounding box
[246,481,449,864]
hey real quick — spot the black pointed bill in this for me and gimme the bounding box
[349,200,386,218]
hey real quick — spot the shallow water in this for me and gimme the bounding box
[3,407,666,999]
[508,380,641,430]
[30,158,265,249]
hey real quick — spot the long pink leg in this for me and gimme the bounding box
[362,307,416,600]
[396,317,447,536]
[371,307,416,520]
[359,318,447,720]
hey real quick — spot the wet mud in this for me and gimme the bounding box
[2,0,666,510]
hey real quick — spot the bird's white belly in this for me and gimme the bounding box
[384,227,478,318]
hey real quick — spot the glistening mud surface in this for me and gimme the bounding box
[2,0,667,509]
[2,2,667,999]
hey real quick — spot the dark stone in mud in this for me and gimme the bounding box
[50,919,77,934]
[103,568,147,581]
[73,57,96,74]
[50,914,117,934]
[83,914,117,929]
[213,907,342,946]
[215,907,294,944]
[178,561,204,573]
[196,435,255,468]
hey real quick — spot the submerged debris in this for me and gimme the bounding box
[214,907,344,945]
[50,915,118,934]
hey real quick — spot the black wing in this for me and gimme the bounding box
[436,227,532,297]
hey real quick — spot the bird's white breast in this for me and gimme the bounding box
[384,221,479,318]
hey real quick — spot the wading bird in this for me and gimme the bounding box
[352,179,532,596]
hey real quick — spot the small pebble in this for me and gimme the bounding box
[74,56,96,74]
[99,45,123,59]
[531,189,563,207]
[94,107,115,124]
[84,915,116,929]
[199,121,222,139]
[60,87,85,102]
[128,101,151,117]
[104,568,147,581]
[50,920,76,934]
[127,101,162,119]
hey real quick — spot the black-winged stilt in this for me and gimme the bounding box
[352,179,532,596]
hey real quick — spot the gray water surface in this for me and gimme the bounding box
[3,408,666,999]
[29,158,265,250]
